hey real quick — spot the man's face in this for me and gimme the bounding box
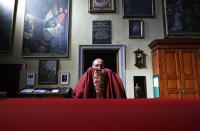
[92,59,104,69]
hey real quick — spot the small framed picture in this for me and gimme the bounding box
[129,20,144,38]
[26,73,35,85]
[39,60,58,84]
[89,0,116,13]
[122,0,155,18]
[60,72,69,84]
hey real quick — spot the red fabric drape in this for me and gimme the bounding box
[73,67,126,98]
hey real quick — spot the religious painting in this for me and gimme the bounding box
[22,0,70,57]
[129,20,144,38]
[89,0,115,13]
[60,72,69,84]
[0,0,16,53]
[163,0,200,38]
[39,60,58,84]
[122,0,155,18]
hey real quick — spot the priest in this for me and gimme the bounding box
[73,58,126,98]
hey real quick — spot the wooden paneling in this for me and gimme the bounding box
[152,50,159,75]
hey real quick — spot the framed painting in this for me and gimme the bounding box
[39,60,58,84]
[22,0,70,57]
[89,0,115,13]
[122,0,155,18]
[0,0,16,53]
[163,0,200,38]
[129,20,144,38]
[60,72,69,84]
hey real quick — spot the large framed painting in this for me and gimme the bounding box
[39,60,58,84]
[122,0,155,18]
[0,0,16,53]
[22,0,70,57]
[89,0,115,13]
[163,0,200,38]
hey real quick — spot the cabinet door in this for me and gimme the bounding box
[179,49,199,98]
[162,49,182,98]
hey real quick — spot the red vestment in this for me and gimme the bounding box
[73,67,126,98]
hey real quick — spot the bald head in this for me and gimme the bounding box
[92,58,104,69]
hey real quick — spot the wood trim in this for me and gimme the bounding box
[149,39,200,51]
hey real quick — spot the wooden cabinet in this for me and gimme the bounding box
[149,39,200,98]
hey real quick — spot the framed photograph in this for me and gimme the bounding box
[122,0,155,18]
[39,60,58,84]
[163,0,200,38]
[60,72,69,84]
[89,0,115,13]
[26,73,35,85]
[22,0,70,57]
[0,0,16,53]
[129,20,144,38]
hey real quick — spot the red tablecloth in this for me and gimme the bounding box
[0,98,200,131]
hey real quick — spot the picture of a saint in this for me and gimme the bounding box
[132,22,141,36]
[129,20,143,38]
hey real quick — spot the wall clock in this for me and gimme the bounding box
[134,49,146,68]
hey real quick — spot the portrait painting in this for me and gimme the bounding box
[129,20,144,38]
[0,0,16,53]
[123,0,155,18]
[22,0,70,57]
[163,0,200,38]
[89,0,115,13]
[39,60,58,84]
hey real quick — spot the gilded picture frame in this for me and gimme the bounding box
[0,0,16,53]
[163,0,200,38]
[22,0,70,57]
[89,0,115,13]
[39,60,58,84]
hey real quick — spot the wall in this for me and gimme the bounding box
[0,0,164,98]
